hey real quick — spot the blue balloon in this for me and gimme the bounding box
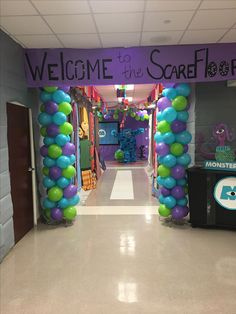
[164,196,177,209]
[40,91,52,103]
[162,107,177,123]
[157,156,165,164]
[56,155,70,168]
[177,197,188,206]
[52,112,67,126]
[52,90,67,103]
[159,195,165,204]
[58,197,70,209]
[70,154,76,165]
[68,194,80,206]
[57,177,71,188]
[177,153,191,166]
[43,176,56,188]
[175,83,191,97]
[162,154,177,168]
[175,131,192,145]
[64,94,71,103]
[162,132,175,144]
[55,134,69,146]
[177,111,189,122]
[157,176,165,186]
[44,136,55,146]
[163,177,176,189]
[38,112,52,126]
[177,178,187,186]
[162,88,177,100]
[43,156,56,168]
[157,112,164,121]
[154,132,163,143]
[43,198,56,209]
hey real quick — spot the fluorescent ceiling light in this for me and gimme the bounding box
[115,85,134,91]
[118,97,133,103]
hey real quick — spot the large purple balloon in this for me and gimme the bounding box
[171,165,185,179]
[44,101,58,115]
[160,187,171,197]
[46,124,59,137]
[59,86,70,93]
[51,207,63,221]
[49,166,62,180]
[157,97,172,111]
[40,145,48,157]
[171,186,185,199]
[172,205,186,220]
[155,142,170,156]
[183,144,189,153]
[171,120,186,133]
[62,142,75,156]
[182,206,189,217]
[63,184,77,198]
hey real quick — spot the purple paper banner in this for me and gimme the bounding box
[24,43,236,87]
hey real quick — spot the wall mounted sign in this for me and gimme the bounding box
[24,43,236,87]
[214,177,236,210]
[204,160,236,171]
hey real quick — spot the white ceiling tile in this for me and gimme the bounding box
[0,1,38,16]
[44,15,96,33]
[143,11,194,31]
[101,32,140,48]
[146,1,200,11]
[94,13,143,33]
[32,1,90,15]
[58,34,101,48]
[141,31,183,46]
[14,34,63,48]
[90,1,144,13]
[220,28,236,42]
[181,29,226,44]
[189,9,236,29]
[0,16,52,35]
[200,1,236,10]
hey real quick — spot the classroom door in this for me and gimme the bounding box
[7,103,34,243]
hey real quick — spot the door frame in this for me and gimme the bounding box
[7,101,38,226]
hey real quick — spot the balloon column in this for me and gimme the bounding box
[38,86,79,223]
[155,83,192,220]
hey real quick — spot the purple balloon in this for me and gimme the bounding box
[40,145,48,157]
[49,166,62,180]
[62,142,75,156]
[182,206,189,217]
[171,165,185,179]
[171,120,186,133]
[155,142,170,156]
[171,186,185,199]
[172,206,186,220]
[163,83,175,88]
[44,101,58,115]
[160,187,171,197]
[157,97,172,111]
[186,103,191,111]
[46,124,59,137]
[63,184,77,198]
[59,86,70,93]
[183,144,189,153]
[51,207,63,221]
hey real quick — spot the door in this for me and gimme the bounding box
[7,103,34,243]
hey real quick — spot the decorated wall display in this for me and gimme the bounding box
[38,86,79,223]
[155,83,192,220]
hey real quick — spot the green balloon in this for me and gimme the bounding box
[157,121,171,133]
[130,112,136,118]
[42,167,49,176]
[172,96,187,111]
[62,165,76,179]
[144,114,149,120]
[59,122,73,135]
[170,143,184,156]
[158,204,171,217]
[158,165,170,178]
[40,127,47,137]
[48,144,62,159]
[63,206,77,220]
[135,115,140,121]
[115,149,124,161]
[58,102,72,116]
[113,114,119,120]
[98,117,103,122]
[141,116,145,121]
[48,186,63,202]
[44,86,58,93]
[44,208,51,219]
[40,104,45,112]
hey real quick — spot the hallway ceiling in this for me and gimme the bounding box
[0,1,236,48]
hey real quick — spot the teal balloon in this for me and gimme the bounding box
[154,132,163,143]
[58,197,69,209]
[157,156,164,163]
[177,153,191,166]
[175,83,191,97]
[177,178,187,186]
[64,94,71,103]
[162,107,177,123]
[159,195,165,204]
[52,90,67,103]
[163,177,176,189]
[57,177,71,188]
[43,156,56,168]
[44,136,55,146]
[177,197,188,206]
[177,111,189,122]
[157,176,165,186]
[70,154,76,165]
[175,131,192,145]
[163,132,175,144]
[40,91,51,103]
[38,112,52,126]
[43,176,56,188]
[52,112,67,125]
[43,198,56,209]
[56,155,70,168]
[164,196,177,209]
[157,112,164,121]
[162,154,177,168]
[162,88,177,100]
[55,134,69,146]
[68,194,80,206]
